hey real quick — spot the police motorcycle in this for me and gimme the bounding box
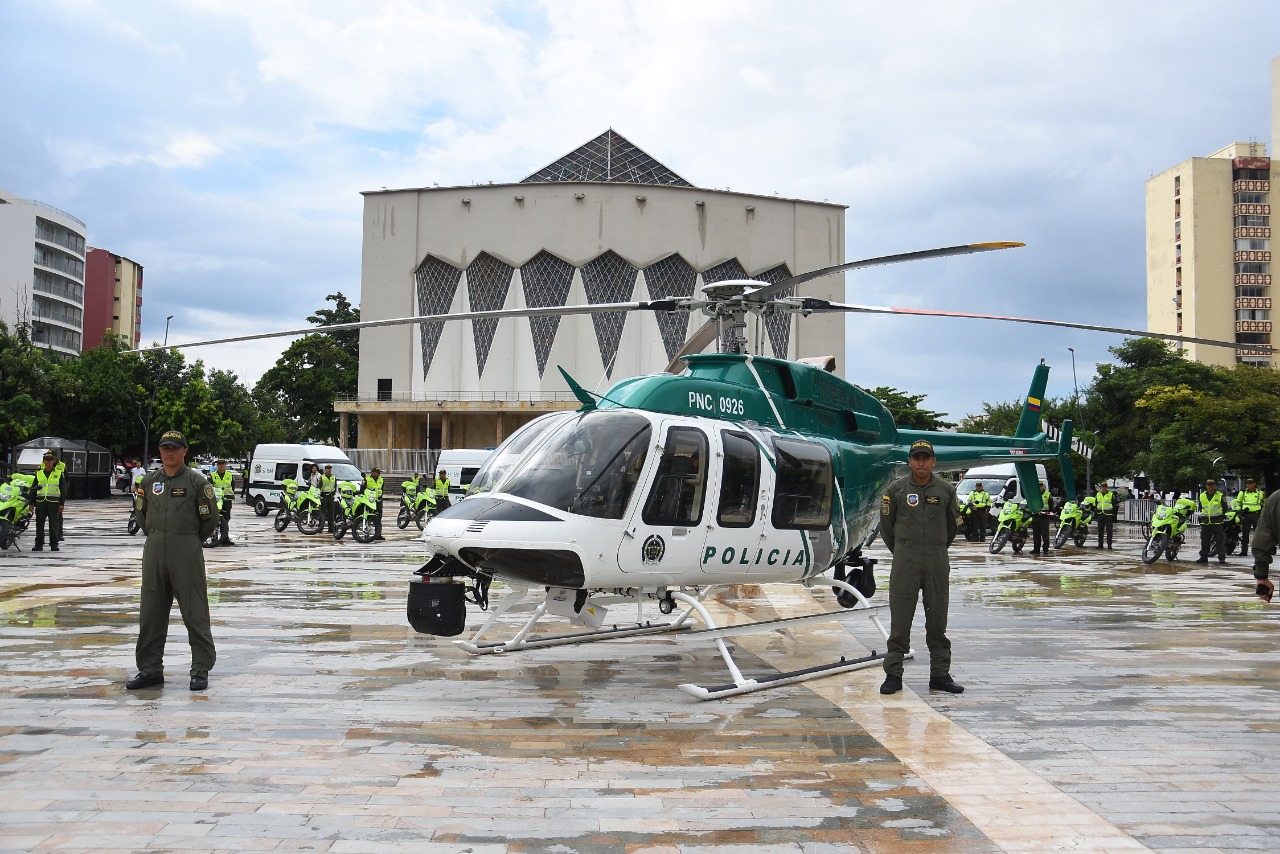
[396,478,438,530]
[0,473,36,550]
[1052,495,1096,548]
[988,498,1033,554]
[291,482,326,535]
[332,481,379,543]
[1208,498,1243,559]
[273,478,303,532]
[1141,496,1197,564]
[127,472,145,535]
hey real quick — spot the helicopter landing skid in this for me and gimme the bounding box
[673,579,905,700]
[454,582,707,655]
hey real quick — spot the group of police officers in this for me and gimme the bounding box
[962,474,1269,563]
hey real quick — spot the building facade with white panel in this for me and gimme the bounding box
[0,188,88,357]
[345,132,847,457]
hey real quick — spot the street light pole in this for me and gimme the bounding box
[1068,347,1088,489]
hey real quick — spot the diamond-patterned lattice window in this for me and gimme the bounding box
[521,130,692,187]
[521,250,575,378]
[415,255,463,379]
[643,254,697,364]
[700,258,750,353]
[580,250,638,378]
[467,252,514,378]
[753,263,793,359]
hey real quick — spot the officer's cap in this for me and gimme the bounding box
[908,440,935,458]
[42,450,55,460]
[1205,478,1217,486]
[215,458,226,464]
[371,467,381,473]
[158,430,187,448]
[1246,477,1256,483]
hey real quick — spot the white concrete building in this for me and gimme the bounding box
[0,188,87,356]
[346,131,847,457]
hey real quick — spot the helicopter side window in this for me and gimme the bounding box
[717,430,759,528]
[771,438,833,530]
[642,427,709,527]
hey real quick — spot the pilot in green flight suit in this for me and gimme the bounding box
[126,430,220,692]
[879,439,964,696]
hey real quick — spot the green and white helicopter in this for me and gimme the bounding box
[145,242,1257,699]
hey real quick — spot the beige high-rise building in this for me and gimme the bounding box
[1145,56,1278,368]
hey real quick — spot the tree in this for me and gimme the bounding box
[47,333,143,455]
[958,396,1075,492]
[866,386,954,431]
[0,320,51,456]
[252,293,359,444]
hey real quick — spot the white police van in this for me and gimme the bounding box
[245,443,362,515]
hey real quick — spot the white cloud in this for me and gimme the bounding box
[1,0,1275,417]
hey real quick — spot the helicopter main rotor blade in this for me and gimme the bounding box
[743,242,1024,304]
[804,300,1273,354]
[658,242,1025,370]
[126,299,683,354]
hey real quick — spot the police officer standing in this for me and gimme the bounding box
[32,450,64,552]
[1031,480,1053,556]
[126,431,220,692]
[879,440,965,695]
[1094,482,1116,549]
[435,468,452,511]
[209,459,235,546]
[1236,477,1264,556]
[967,482,990,541]
[1195,478,1228,565]
[364,467,385,540]
[318,464,337,532]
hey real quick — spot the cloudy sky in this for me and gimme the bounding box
[2,1,1277,422]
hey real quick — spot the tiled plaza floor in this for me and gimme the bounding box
[0,498,1276,852]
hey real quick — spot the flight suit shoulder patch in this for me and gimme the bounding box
[203,484,216,499]
[881,494,891,516]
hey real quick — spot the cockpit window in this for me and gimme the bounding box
[642,426,709,526]
[467,412,572,497]
[495,411,652,519]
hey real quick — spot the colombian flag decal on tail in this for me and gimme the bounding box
[1026,396,1041,413]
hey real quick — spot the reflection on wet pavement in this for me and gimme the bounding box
[0,501,1275,851]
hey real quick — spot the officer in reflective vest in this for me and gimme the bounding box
[209,459,236,546]
[967,483,991,541]
[32,450,64,552]
[1237,477,1265,556]
[1032,481,1053,556]
[435,468,452,511]
[1196,478,1228,564]
[364,467,385,540]
[319,465,337,532]
[1094,483,1116,549]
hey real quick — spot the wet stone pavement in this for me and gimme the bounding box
[0,498,1275,853]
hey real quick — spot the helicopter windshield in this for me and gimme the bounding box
[494,410,653,519]
[466,412,574,498]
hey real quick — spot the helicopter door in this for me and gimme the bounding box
[617,424,709,575]
[700,429,770,576]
